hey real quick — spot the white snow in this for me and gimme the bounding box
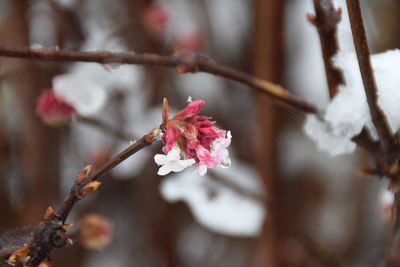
[305,49,400,155]
[53,74,108,116]
[159,159,265,237]
[304,115,356,156]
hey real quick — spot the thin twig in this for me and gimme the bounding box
[76,114,133,142]
[310,0,344,99]
[346,0,394,152]
[0,45,317,114]
[0,129,160,266]
[57,129,158,222]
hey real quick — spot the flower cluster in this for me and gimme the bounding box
[154,98,231,176]
[36,90,76,126]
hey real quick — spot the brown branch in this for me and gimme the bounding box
[345,1,400,266]
[76,114,133,142]
[56,128,159,223]
[346,0,394,152]
[308,0,380,155]
[309,0,344,99]
[351,128,380,155]
[0,45,318,114]
[0,128,159,266]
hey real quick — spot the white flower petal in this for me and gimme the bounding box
[167,149,181,161]
[181,158,195,167]
[170,162,187,173]
[154,154,167,165]
[158,165,172,176]
[198,164,208,176]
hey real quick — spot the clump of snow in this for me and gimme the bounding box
[304,115,356,156]
[304,49,400,156]
[53,74,108,116]
[159,158,265,237]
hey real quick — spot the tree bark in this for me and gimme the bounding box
[0,0,62,225]
[252,0,286,266]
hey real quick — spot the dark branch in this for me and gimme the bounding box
[351,128,379,156]
[0,129,159,266]
[310,0,344,99]
[345,0,394,152]
[57,129,159,222]
[0,45,318,114]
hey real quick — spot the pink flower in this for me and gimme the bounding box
[156,98,231,176]
[36,90,76,126]
[143,4,169,35]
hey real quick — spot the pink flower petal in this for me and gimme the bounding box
[173,100,205,121]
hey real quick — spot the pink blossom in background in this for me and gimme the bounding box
[155,98,231,176]
[143,4,169,35]
[36,90,76,126]
[175,31,205,52]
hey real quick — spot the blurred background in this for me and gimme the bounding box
[0,0,398,266]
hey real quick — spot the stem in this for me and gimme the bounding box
[57,130,157,222]
[311,0,344,99]
[0,45,317,114]
[346,0,394,152]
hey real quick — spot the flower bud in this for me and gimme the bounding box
[162,98,170,130]
[145,128,161,143]
[66,238,74,246]
[77,181,101,199]
[78,214,112,250]
[62,223,74,231]
[76,165,92,184]
[7,246,30,266]
[36,90,76,127]
[39,261,51,267]
[44,206,54,220]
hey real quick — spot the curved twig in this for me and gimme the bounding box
[0,45,317,114]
